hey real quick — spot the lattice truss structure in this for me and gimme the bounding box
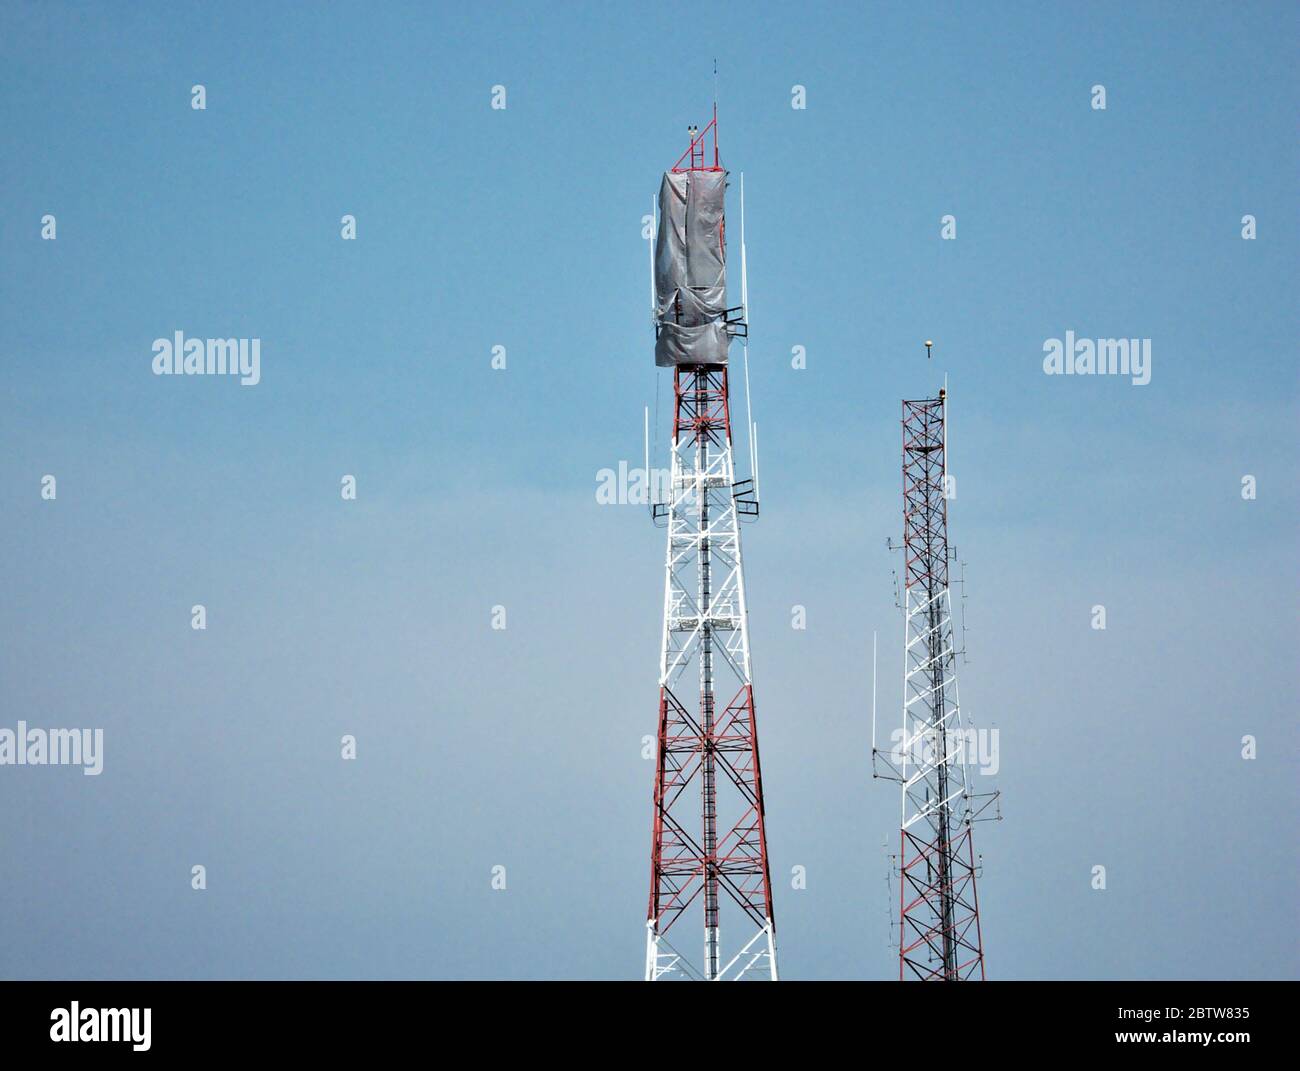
[874,392,998,981]
[645,367,776,981]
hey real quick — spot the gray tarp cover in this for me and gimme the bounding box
[654,170,730,367]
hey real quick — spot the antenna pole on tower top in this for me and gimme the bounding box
[712,61,719,168]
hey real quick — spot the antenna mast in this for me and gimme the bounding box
[644,109,775,981]
[872,383,999,980]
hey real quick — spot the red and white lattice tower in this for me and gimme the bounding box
[874,388,997,980]
[643,112,777,981]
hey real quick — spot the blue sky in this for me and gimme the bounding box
[1,1,1296,979]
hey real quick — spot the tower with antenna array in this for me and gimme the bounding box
[873,382,999,980]
[642,110,776,981]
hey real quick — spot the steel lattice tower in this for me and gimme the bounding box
[644,114,777,981]
[875,389,995,980]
